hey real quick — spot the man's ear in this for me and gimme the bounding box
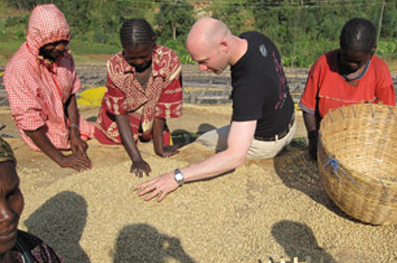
[220,39,229,53]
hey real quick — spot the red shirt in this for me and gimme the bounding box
[299,50,395,118]
[95,45,183,144]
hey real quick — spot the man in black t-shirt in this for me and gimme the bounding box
[136,17,296,202]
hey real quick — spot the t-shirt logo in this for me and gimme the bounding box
[259,44,268,58]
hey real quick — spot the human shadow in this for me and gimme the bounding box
[271,220,336,263]
[273,138,359,222]
[24,191,90,263]
[172,129,198,148]
[172,123,217,148]
[113,223,196,263]
[86,116,97,122]
[196,123,218,135]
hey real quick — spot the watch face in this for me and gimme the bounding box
[175,173,183,181]
[174,170,184,184]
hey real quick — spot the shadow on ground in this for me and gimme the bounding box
[113,223,196,263]
[172,123,217,148]
[273,138,360,223]
[24,191,90,263]
[271,220,336,263]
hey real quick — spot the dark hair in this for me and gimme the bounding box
[120,18,156,48]
[339,18,376,53]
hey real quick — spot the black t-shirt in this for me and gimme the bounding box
[231,31,294,137]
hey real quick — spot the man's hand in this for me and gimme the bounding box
[59,153,92,171]
[131,160,152,178]
[135,172,179,202]
[155,145,180,158]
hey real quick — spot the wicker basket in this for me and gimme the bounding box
[318,103,397,225]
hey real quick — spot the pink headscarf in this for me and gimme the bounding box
[26,4,70,58]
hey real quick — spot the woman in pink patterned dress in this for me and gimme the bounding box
[4,4,94,172]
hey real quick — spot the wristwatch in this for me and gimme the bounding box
[174,169,184,185]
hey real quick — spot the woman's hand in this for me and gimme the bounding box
[59,153,92,171]
[70,130,89,156]
[131,159,152,178]
[156,145,180,158]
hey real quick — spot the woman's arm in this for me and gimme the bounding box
[65,94,89,156]
[152,117,179,157]
[115,113,151,177]
[24,127,92,171]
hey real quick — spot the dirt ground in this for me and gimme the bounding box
[1,104,397,263]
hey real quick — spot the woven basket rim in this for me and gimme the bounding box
[318,103,397,224]
[319,103,397,186]
[318,136,397,188]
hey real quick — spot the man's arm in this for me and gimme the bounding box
[136,120,257,202]
[374,65,396,106]
[115,114,151,177]
[24,127,92,171]
[303,111,319,160]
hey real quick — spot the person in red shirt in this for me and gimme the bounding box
[299,18,396,160]
[94,19,183,177]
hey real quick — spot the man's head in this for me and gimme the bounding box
[339,18,377,74]
[186,17,231,75]
[120,19,156,72]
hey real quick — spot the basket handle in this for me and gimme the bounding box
[325,153,359,187]
[390,106,396,118]
[379,178,390,196]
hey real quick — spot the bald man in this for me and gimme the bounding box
[136,17,296,202]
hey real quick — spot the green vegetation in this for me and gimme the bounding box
[0,0,396,69]
[68,40,120,55]
[0,38,23,64]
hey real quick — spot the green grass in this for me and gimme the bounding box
[69,39,121,63]
[69,39,121,55]
[0,38,23,65]
[382,55,397,71]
